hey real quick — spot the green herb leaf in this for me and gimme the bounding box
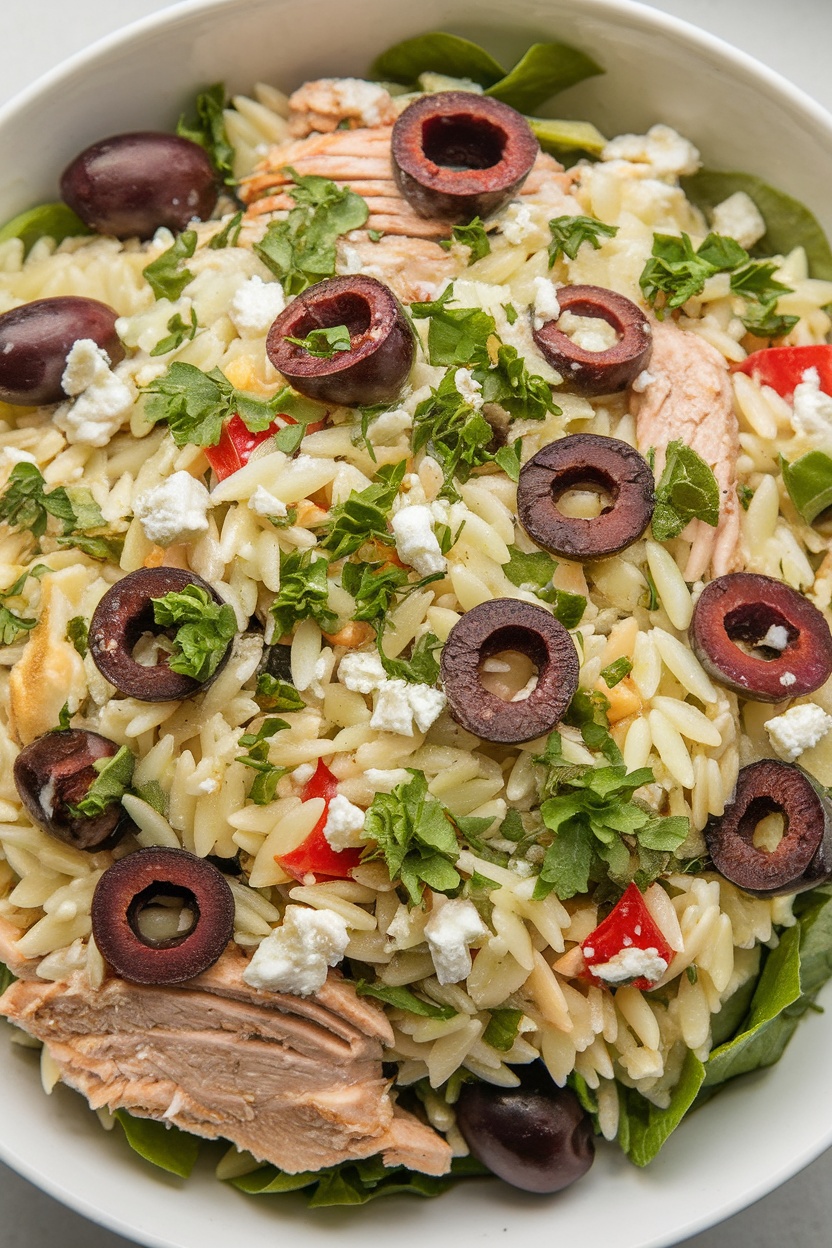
[0,463,116,552]
[503,302,518,325]
[151,585,237,682]
[233,1154,485,1204]
[55,702,72,732]
[362,771,461,905]
[321,460,405,559]
[548,215,618,265]
[484,41,603,113]
[66,616,89,657]
[781,450,832,523]
[369,33,506,88]
[550,588,586,629]
[177,83,236,186]
[367,228,384,243]
[255,673,305,711]
[503,545,559,595]
[271,550,336,638]
[639,232,719,313]
[237,717,290,804]
[208,210,244,250]
[413,369,494,499]
[737,483,755,511]
[482,1008,524,1051]
[442,217,491,264]
[479,344,558,422]
[410,284,497,368]
[739,301,798,341]
[284,324,352,358]
[529,118,607,157]
[68,744,135,819]
[618,1049,706,1167]
[355,979,456,1019]
[150,307,199,357]
[0,958,16,994]
[0,202,91,255]
[115,1110,200,1178]
[142,230,198,301]
[377,630,442,686]
[494,438,523,482]
[131,780,169,816]
[341,560,409,625]
[652,440,720,541]
[0,606,36,646]
[600,656,633,688]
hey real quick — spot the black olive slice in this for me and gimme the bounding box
[440,599,579,744]
[455,1063,595,1194]
[533,285,652,396]
[689,572,832,701]
[266,275,414,407]
[91,847,235,984]
[706,759,832,896]
[391,91,539,222]
[0,297,124,407]
[13,729,131,851]
[517,434,655,560]
[89,567,234,703]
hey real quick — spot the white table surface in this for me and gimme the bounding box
[2,1,832,1245]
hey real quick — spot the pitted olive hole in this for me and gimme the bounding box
[421,115,505,170]
[552,467,618,520]
[738,796,787,854]
[128,883,199,948]
[294,292,370,340]
[557,311,620,354]
[724,604,798,661]
[478,649,538,701]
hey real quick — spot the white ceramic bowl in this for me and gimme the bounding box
[2,2,832,1246]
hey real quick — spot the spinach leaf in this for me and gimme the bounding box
[115,1110,200,1178]
[681,169,832,281]
[619,1050,706,1167]
[0,202,90,254]
[355,980,456,1019]
[369,33,505,88]
[781,450,832,524]
[529,117,607,157]
[177,83,236,186]
[232,1154,486,1204]
[485,42,603,113]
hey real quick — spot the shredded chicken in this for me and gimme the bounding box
[287,78,399,137]
[630,320,741,580]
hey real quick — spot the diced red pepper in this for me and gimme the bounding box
[276,759,363,882]
[732,344,832,400]
[580,883,674,991]
[204,412,328,481]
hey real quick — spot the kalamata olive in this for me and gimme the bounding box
[689,572,832,701]
[391,91,539,222]
[440,599,579,744]
[0,296,124,407]
[91,847,234,984]
[517,434,655,560]
[455,1064,595,1194]
[13,729,131,851]
[89,567,234,702]
[257,642,294,684]
[266,275,414,406]
[533,286,653,396]
[60,132,218,241]
[706,759,832,896]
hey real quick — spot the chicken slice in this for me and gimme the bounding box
[630,320,741,580]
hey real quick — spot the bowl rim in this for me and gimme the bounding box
[2,1,832,1246]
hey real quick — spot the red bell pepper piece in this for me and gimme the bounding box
[205,413,328,481]
[580,883,674,991]
[733,344,832,400]
[276,759,363,883]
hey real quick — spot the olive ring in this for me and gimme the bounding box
[533,285,652,396]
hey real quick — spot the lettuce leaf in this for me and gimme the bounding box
[0,959,15,994]
[231,1154,488,1205]
[114,1111,200,1178]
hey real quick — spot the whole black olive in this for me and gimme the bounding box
[60,132,219,241]
[0,297,124,407]
[706,759,832,896]
[91,847,234,984]
[517,434,655,560]
[266,275,414,407]
[440,599,579,744]
[532,285,653,396]
[689,572,832,701]
[89,567,234,703]
[455,1064,595,1194]
[13,729,131,851]
[391,91,539,222]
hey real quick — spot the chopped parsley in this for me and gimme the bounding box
[150,308,199,357]
[177,83,236,186]
[0,607,35,646]
[502,546,586,627]
[439,217,491,264]
[600,656,633,688]
[320,460,406,560]
[639,230,793,319]
[480,344,558,422]
[412,369,495,499]
[737,483,755,511]
[410,284,497,368]
[255,673,306,712]
[482,1008,524,1051]
[151,585,237,682]
[270,550,337,638]
[208,210,244,250]
[361,770,462,905]
[377,629,442,685]
[652,440,720,541]
[66,616,89,657]
[236,717,290,805]
[547,215,618,266]
[0,463,119,557]
[780,450,832,524]
[284,324,352,358]
[355,981,456,1019]
[739,301,799,341]
[68,745,135,820]
[142,230,197,301]
[342,560,409,625]
[494,438,523,482]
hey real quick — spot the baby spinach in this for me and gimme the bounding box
[484,42,603,113]
[781,450,832,524]
[0,202,90,254]
[232,1154,486,1205]
[177,83,236,187]
[529,117,607,156]
[115,1110,200,1178]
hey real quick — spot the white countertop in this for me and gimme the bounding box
[2,2,832,1246]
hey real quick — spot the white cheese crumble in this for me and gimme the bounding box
[133,470,212,547]
[247,485,288,518]
[780,671,797,687]
[791,367,832,441]
[391,504,447,578]
[761,624,790,651]
[454,366,484,410]
[339,648,446,737]
[710,191,767,250]
[228,275,286,338]
[338,650,388,694]
[590,945,668,985]
[601,124,701,180]
[500,203,536,245]
[631,369,656,393]
[322,78,393,128]
[369,406,412,444]
[765,703,832,762]
[292,763,316,786]
[54,339,133,447]
[532,276,561,331]
[322,793,366,851]
[242,905,350,996]
[424,897,489,985]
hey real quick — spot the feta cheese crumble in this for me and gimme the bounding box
[228,275,286,338]
[710,190,767,250]
[424,897,489,985]
[790,367,832,442]
[134,470,212,547]
[760,624,790,652]
[532,276,561,331]
[322,793,366,850]
[590,946,668,985]
[338,650,446,737]
[780,671,797,688]
[54,339,134,447]
[247,485,288,518]
[338,650,388,695]
[765,703,832,762]
[454,367,484,410]
[242,905,350,996]
[391,504,447,578]
[601,124,701,180]
[500,202,537,245]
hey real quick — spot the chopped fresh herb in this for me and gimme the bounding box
[412,369,494,499]
[176,83,236,186]
[480,344,558,422]
[362,770,461,905]
[131,780,169,816]
[687,965,699,985]
[208,210,244,250]
[600,656,633,688]
[0,959,16,994]
[67,745,135,819]
[355,980,456,1019]
[56,532,125,562]
[550,588,586,629]
[737,483,755,511]
[0,463,117,555]
[254,168,369,295]
[151,584,237,682]
[547,215,618,266]
[439,217,491,264]
[739,302,798,340]
[150,307,199,357]
[273,424,305,454]
[55,702,72,732]
[0,563,50,599]
[503,545,558,595]
[321,460,405,560]
[652,440,720,541]
[342,560,408,625]
[255,672,305,712]
[503,302,518,325]
[644,567,660,612]
[377,629,442,686]
[0,606,36,645]
[237,717,290,804]
[640,230,793,318]
[781,450,832,523]
[483,1008,524,1051]
[410,284,497,368]
[367,228,384,243]
[142,230,197,301]
[66,616,89,657]
[271,550,337,638]
[284,324,352,358]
